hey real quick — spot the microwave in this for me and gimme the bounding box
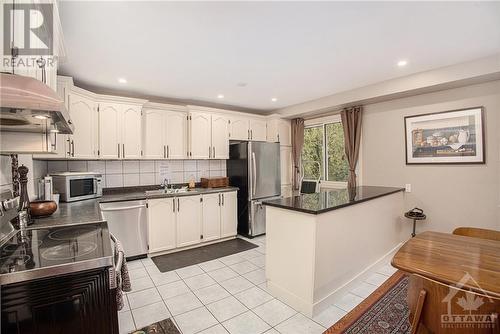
[51,172,103,202]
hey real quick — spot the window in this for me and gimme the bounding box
[302,117,349,183]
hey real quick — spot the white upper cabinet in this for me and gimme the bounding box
[142,106,188,160]
[188,108,229,159]
[211,114,229,159]
[98,102,121,159]
[189,111,212,159]
[122,105,142,159]
[142,109,165,159]
[165,111,188,159]
[267,118,292,146]
[229,117,250,140]
[98,98,145,159]
[67,89,98,159]
[249,118,267,141]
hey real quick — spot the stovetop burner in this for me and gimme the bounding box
[41,241,98,261]
[0,223,108,276]
[48,226,100,241]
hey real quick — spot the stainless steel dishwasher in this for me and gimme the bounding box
[100,200,148,259]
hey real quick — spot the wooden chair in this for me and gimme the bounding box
[453,227,500,242]
[408,274,500,334]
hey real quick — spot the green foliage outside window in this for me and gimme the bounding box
[301,122,349,182]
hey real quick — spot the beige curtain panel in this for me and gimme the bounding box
[340,106,363,190]
[291,118,305,191]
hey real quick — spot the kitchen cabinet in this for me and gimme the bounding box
[189,112,212,159]
[202,193,221,242]
[142,105,188,159]
[220,191,237,238]
[249,119,267,141]
[67,90,98,159]
[267,119,291,146]
[229,116,250,140]
[211,114,230,159]
[98,100,143,159]
[148,197,176,253]
[188,111,229,159]
[176,195,202,247]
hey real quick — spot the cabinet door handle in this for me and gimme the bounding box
[172,198,175,212]
[213,146,215,158]
[71,140,75,157]
[177,198,180,212]
[122,144,125,158]
[222,193,224,206]
[167,145,169,158]
[248,129,250,140]
[209,146,211,159]
[218,193,221,206]
[164,145,166,159]
[277,133,280,142]
[251,130,253,140]
[117,143,120,158]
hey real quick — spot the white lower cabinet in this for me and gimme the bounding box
[176,195,203,247]
[221,191,238,238]
[147,197,176,253]
[202,193,221,242]
[147,191,237,254]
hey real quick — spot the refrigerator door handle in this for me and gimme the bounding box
[252,151,257,197]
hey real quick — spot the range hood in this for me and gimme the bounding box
[0,73,74,135]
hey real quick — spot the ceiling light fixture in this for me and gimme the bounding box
[237,82,247,87]
[397,60,408,67]
[118,78,127,84]
[34,115,48,120]
[217,94,224,99]
[50,129,60,133]
[271,98,278,102]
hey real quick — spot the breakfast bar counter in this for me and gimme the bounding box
[262,186,407,317]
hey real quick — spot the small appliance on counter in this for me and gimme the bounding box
[51,172,103,202]
[37,176,53,201]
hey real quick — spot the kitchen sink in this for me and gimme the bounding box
[145,187,189,196]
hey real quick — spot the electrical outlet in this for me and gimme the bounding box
[405,184,411,193]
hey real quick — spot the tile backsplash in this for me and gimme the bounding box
[40,160,227,188]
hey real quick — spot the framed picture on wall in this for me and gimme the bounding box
[405,107,485,164]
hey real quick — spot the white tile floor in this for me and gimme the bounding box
[118,236,398,334]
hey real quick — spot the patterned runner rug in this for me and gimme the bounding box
[325,271,411,334]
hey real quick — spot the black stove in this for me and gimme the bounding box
[0,223,113,284]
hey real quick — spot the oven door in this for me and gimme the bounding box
[66,176,99,202]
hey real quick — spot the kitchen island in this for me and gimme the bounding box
[262,186,407,317]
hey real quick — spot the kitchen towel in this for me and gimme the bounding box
[114,239,131,311]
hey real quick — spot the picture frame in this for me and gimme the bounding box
[405,107,485,165]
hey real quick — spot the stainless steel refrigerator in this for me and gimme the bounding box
[227,141,281,237]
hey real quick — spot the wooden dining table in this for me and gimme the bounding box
[392,231,500,334]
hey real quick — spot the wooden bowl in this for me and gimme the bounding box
[30,200,57,217]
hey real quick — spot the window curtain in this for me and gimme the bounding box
[340,106,362,190]
[291,118,305,191]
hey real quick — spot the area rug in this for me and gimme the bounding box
[130,318,180,334]
[151,238,258,272]
[325,271,411,334]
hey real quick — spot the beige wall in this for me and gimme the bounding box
[361,80,500,233]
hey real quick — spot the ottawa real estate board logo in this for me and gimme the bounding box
[2,2,55,70]
[441,272,498,330]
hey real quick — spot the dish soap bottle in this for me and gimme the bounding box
[188,175,196,189]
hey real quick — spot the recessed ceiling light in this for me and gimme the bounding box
[237,82,247,87]
[118,78,127,84]
[397,60,408,67]
[217,94,224,99]
[271,98,278,102]
[34,115,48,120]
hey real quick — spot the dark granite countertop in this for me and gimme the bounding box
[262,186,404,215]
[30,186,239,228]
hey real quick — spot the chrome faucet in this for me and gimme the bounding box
[161,178,171,189]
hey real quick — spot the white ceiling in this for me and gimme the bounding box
[58,1,500,112]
